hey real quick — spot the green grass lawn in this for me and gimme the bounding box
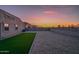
[0,33,36,54]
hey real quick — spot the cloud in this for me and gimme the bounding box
[43,10,57,15]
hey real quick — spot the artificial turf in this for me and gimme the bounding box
[0,33,36,54]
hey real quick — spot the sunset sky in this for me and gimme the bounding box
[0,5,79,27]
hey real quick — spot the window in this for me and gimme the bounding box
[4,23,9,31]
[15,24,18,30]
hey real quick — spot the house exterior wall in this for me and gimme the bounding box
[0,9,25,40]
[0,23,1,39]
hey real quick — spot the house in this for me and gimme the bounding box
[23,22,31,29]
[0,9,25,40]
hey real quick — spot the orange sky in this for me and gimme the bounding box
[25,10,79,27]
[26,17,79,27]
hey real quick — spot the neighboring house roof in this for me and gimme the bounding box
[23,22,32,26]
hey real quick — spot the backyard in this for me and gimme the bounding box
[0,33,36,54]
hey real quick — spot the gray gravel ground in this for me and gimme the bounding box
[29,31,79,54]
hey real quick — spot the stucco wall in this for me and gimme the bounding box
[0,9,25,40]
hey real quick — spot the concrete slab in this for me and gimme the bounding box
[29,31,79,54]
